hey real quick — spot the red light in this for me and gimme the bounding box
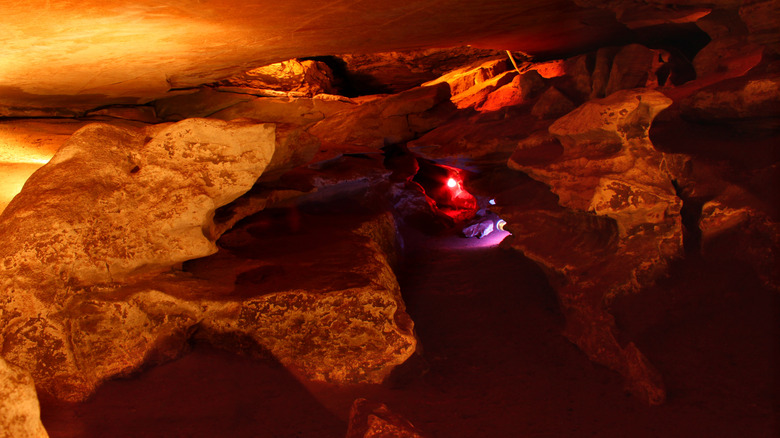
[447,178,457,188]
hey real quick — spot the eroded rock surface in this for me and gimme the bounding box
[0,118,275,400]
[215,59,337,97]
[504,89,685,404]
[307,83,452,152]
[0,357,48,438]
[346,398,427,438]
[0,121,416,401]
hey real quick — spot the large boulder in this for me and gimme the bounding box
[0,357,48,438]
[0,123,417,401]
[0,118,275,400]
[505,89,685,404]
[193,209,416,385]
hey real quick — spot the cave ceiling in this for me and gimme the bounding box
[0,0,636,109]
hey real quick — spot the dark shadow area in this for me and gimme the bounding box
[39,345,345,438]
[301,56,395,97]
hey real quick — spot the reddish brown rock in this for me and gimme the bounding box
[531,86,576,119]
[505,89,686,404]
[679,71,780,125]
[476,70,545,112]
[346,399,427,438]
[409,111,547,168]
[210,96,355,125]
[740,0,780,54]
[216,59,336,96]
[0,122,416,401]
[424,58,510,99]
[0,118,275,400]
[693,9,765,80]
[0,357,48,438]
[190,208,417,385]
[307,83,452,150]
[604,44,669,96]
[154,88,254,121]
[337,47,504,94]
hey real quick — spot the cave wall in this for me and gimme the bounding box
[0,0,778,436]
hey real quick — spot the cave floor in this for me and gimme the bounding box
[38,223,778,437]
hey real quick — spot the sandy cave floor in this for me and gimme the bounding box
[38,219,778,437]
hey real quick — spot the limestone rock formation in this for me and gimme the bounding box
[307,83,452,151]
[0,119,417,401]
[531,86,576,119]
[0,118,276,400]
[215,59,337,97]
[346,399,426,438]
[0,357,48,438]
[192,209,416,385]
[679,70,780,127]
[209,96,355,126]
[504,88,685,404]
[476,70,545,112]
[409,111,547,168]
[337,47,504,94]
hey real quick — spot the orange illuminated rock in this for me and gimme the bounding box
[531,86,576,119]
[0,357,48,438]
[209,96,356,125]
[409,111,546,168]
[346,398,427,438]
[679,72,780,125]
[476,70,545,112]
[188,208,417,386]
[307,83,452,150]
[0,122,416,400]
[216,59,336,96]
[0,118,275,399]
[338,47,504,94]
[504,89,687,405]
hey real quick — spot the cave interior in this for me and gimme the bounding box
[0,1,778,437]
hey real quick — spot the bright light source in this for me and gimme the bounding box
[447,178,457,188]
[488,198,496,205]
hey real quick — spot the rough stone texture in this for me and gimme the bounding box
[505,89,685,405]
[215,59,336,96]
[0,118,275,400]
[604,44,669,96]
[409,111,548,169]
[679,71,780,127]
[188,208,417,385]
[337,47,504,94]
[0,122,416,401]
[476,70,545,112]
[531,86,577,119]
[693,9,765,80]
[513,89,682,235]
[346,399,427,438]
[154,89,255,121]
[424,59,510,103]
[740,0,780,54]
[0,119,100,214]
[0,357,49,438]
[0,119,275,284]
[307,83,452,150]
[0,0,629,112]
[209,96,356,126]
